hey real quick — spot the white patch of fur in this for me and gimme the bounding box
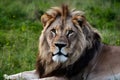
[68,32,74,37]
[52,55,68,63]
[51,31,56,37]
[61,48,67,55]
[53,47,59,55]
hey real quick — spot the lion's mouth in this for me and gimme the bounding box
[52,52,68,57]
[52,52,68,63]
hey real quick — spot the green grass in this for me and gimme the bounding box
[0,0,120,79]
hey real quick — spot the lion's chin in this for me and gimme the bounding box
[52,55,68,63]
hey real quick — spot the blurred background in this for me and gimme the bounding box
[0,0,120,79]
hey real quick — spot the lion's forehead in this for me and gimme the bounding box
[49,18,77,31]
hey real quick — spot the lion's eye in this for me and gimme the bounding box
[67,30,74,37]
[51,29,56,33]
[51,29,56,37]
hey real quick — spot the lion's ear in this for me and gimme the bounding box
[73,15,85,27]
[77,16,86,27]
[41,14,54,27]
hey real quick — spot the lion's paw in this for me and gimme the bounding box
[4,74,11,80]
[3,74,24,80]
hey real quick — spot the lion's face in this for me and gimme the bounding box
[45,18,79,63]
[39,11,87,64]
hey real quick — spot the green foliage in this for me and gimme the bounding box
[0,0,120,79]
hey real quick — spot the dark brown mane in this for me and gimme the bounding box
[61,4,69,25]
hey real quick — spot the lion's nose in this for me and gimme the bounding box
[55,43,67,49]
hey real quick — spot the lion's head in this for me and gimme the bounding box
[36,5,101,78]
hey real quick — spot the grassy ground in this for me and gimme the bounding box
[0,0,120,79]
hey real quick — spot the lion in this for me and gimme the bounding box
[4,5,120,80]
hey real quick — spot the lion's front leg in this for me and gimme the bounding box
[4,70,67,80]
[4,70,39,80]
[32,77,67,80]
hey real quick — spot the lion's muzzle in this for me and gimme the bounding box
[52,42,68,63]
